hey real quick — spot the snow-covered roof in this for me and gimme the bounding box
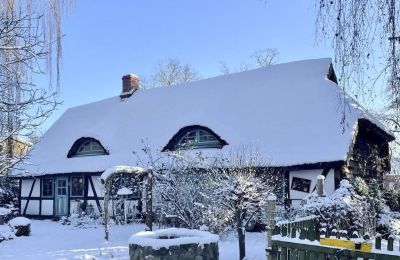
[12,58,393,176]
[100,166,148,183]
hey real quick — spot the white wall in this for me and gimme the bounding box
[289,169,335,206]
[88,176,104,197]
[21,179,40,197]
[41,200,53,215]
[70,200,82,214]
[24,200,39,215]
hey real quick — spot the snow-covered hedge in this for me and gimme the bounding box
[299,180,372,234]
[60,213,102,228]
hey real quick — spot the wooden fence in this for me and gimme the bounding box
[269,217,400,260]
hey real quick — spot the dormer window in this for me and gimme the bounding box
[76,140,104,156]
[177,129,220,149]
[67,137,108,158]
[163,125,228,151]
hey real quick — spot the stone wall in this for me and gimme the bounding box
[129,242,218,260]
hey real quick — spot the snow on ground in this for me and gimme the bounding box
[0,220,267,259]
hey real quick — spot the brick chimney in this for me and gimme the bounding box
[120,74,140,99]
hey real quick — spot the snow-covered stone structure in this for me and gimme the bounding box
[129,228,219,259]
[11,58,394,217]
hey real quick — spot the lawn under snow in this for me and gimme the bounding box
[0,220,267,260]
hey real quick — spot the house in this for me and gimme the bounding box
[11,58,394,217]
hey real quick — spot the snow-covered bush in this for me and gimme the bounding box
[300,180,372,234]
[0,207,12,224]
[0,224,15,242]
[377,210,400,235]
[383,188,400,211]
[154,151,214,229]
[60,213,102,228]
[8,217,31,236]
[368,178,387,214]
[0,176,19,207]
[352,176,370,196]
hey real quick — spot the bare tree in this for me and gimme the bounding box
[145,58,200,88]
[209,148,277,260]
[219,48,279,75]
[250,48,279,68]
[0,1,71,204]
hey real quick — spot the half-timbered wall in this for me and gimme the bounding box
[20,178,41,215]
[20,174,143,218]
[289,169,335,207]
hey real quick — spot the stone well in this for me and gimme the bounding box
[129,228,219,260]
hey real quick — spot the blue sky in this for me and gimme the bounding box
[42,0,332,130]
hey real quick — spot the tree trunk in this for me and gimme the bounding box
[236,208,246,260]
[145,170,153,231]
[103,181,110,241]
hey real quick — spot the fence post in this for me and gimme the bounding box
[266,194,277,260]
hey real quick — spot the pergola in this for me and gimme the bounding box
[100,165,153,241]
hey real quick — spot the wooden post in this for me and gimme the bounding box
[103,180,111,241]
[388,236,394,251]
[266,194,277,260]
[316,175,325,196]
[145,169,153,231]
[375,236,381,250]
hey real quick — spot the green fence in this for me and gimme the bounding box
[269,216,400,260]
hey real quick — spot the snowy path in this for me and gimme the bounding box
[0,220,267,259]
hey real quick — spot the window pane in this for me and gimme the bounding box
[199,131,217,142]
[180,131,196,145]
[71,177,84,197]
[42,178,53,197]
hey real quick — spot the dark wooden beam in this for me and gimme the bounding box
[18,179,21,215]
[39,178,42,216]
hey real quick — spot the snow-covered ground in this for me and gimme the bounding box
[0,220,267,259]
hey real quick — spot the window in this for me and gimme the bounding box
[76,140,105,156]
[68,138,108,158]
[71,176,84,197]
[163,125,228,151]
[42,178,54,197]
[176,129,221,149]
[291,177,311,193]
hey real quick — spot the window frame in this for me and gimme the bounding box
[75,140,106,157]
[68,138,108,158]
[291,177,312,193]
[175,129,222,150]
[70,176,85,197]
[41,177,54,198]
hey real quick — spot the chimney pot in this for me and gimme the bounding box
[121,74,140,98]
